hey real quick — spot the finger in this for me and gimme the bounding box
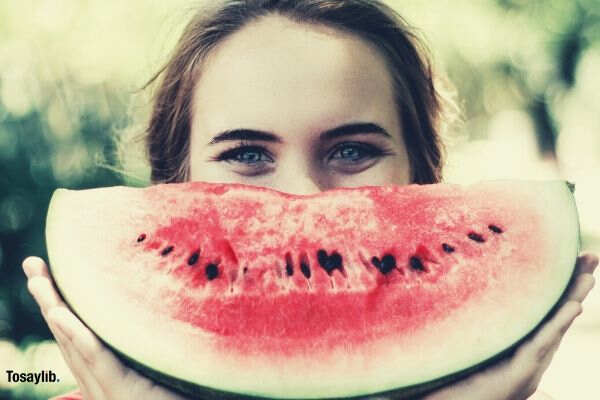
[574,253,599,276]
[27,276,68,317]
[520,300,581,365]
[25,263,102,397]
[558,254,598,308]
[49,307,130,394]
[46,316,90,397]
[26,265,105,400]
[22,256,51,279]
[50,308,185,400]
[48,313,106,400]
[565,273,595,303]
[49,307,108,368]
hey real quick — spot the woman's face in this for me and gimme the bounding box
[189,15,410,195]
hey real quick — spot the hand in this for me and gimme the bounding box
[421,253,598,400]
[23,256,189,400]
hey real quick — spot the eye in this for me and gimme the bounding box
[328,142,384,163]
[326,141,394,174]
[216,145,274,165]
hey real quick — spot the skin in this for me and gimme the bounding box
[24,15,598,400]
[189,16,410,191]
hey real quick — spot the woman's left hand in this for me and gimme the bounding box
[422,253,598,400]
[23,256,189,400]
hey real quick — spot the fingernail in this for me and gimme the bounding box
[22,263,33,279]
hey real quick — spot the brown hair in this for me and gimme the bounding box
[145,0,449,184]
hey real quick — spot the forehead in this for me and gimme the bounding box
[192,14,397,136]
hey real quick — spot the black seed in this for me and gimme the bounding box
[409,256,425,271]
[317,249,328,268]
[324,252,343,275]
[137,234,146,242]
[187,251,199,266]
[205,263,219,280]
[371,256,382,269]
[161,245,174,256]
[317,250,343,275]
[442,243,455,253]
[468,232,485,243]
[329,252,342,268]
[285,253,294,276]
[300,261,311,279]
[370,255,395,275]
[243,267,248,274]
[380,254,396,274]
[488,224,503,234]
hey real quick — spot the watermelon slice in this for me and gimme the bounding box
[45,181,579,399]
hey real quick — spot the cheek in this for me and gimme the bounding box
[189,157,232,183]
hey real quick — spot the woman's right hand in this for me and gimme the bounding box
[23,256,189,400]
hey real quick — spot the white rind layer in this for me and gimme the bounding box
[45,181,579,398]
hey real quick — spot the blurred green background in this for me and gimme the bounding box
[1,0,599,399]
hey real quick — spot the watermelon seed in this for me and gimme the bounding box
[161,246,174,256]
[380,254,396,274]
[205,263,219,280]
[299,253,311,279]
[372,255,395,274]
[187,251,200,266]
[467,232,485,243]
[317,249,344,275]
[488,224,503,234]
[329,252,342,267]
[285,253,294,276]
[442,243,455,253]
[331,252,346,277]
[371,256,382,269]
[137,233,146,243]
[409,256,426,272]
[317,250,329,269]
[300,261,311,279]
[243,267,248,274]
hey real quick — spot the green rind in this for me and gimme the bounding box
[45,181,581,399]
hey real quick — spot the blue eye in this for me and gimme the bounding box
[217,145,273,165]
[330,143,380,163]
[332,146,362,161]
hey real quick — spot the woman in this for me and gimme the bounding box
[23,0,597,399]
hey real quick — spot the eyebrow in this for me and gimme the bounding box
[208,122,391,144]
[319,122,391,141]
[209,129,281,144]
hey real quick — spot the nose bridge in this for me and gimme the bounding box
[278,160,324,195]
[281,170,323,196]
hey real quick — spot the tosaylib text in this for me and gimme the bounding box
[6,370,59,384]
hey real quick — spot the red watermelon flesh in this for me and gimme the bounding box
[45,181,579,399]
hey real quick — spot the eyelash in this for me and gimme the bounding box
[212,141,274,164]
[212,141,393,166]
[327,141,392,163]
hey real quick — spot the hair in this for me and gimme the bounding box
[144,0,454,184]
